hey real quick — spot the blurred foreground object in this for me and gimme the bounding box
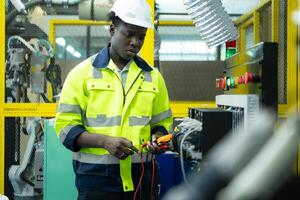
[217,113,300,200]
[163,110,300,200]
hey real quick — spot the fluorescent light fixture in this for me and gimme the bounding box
[56,37,66,46]
[66,45,75,53]
[73,51,82,58]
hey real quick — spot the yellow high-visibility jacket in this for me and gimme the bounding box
[55,45,172,192]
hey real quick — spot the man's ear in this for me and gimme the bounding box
[110,24,115,36]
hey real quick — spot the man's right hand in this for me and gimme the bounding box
[76,132,134,160]
[103,136,134,160]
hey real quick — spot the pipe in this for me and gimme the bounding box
[6,0,80,26]
[9,0,27,14]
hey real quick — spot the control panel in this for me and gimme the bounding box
[216,42,278,111]
[216,72,261,90]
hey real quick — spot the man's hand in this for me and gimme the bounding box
[103,136,134,160]
[146,132,166,154]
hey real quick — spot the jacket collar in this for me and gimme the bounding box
[92,43,153,72]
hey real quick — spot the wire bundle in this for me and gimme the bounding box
[134,151,157,200]
[183,0,238,47]
[173,118,203,185]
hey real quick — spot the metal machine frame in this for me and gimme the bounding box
[234,0,299,173]
[235,0,298,118]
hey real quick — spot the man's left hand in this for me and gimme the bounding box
[146,132,166,154]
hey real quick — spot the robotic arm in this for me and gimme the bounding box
[8,118,44,199]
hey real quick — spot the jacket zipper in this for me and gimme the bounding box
[122,84,126,106]
[116,73,125,106]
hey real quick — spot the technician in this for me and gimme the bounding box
[55,0,173,199]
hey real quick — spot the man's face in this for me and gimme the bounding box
[110,22,147,60]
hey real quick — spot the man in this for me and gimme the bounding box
[55,0,173,199]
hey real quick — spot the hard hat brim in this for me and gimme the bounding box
[116,13,154,29]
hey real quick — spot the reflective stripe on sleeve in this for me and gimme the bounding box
[58,103,82,114]
[150,109,172,125]
[59,125,77,143]
[129,116,150,126]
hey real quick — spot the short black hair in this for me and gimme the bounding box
[107,11,124,27]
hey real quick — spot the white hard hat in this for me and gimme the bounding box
[110,0,154,29]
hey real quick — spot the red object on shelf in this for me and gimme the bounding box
[220,78,226,89]
[244,72,253,84]
[226,40,236,48]
[238,76,245,84]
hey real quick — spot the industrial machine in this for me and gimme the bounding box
[141,43,279,198]
[5,1,62,199]
[5,34,55,199]
[163,110,300,200]
[8,118,44,200]
[173,42,278,164]
[216,42,278,111]
[163,42,299,200]
[188,108,233,154]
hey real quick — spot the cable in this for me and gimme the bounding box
[135,139,166,200]
[179,129,195,186]
[7,36,54,60]
[40,93,50,103]
[134,152,145,200]
[151,155,156,200]
[175,118,203,186]
[46,57,61,101]
[7,35,37,53]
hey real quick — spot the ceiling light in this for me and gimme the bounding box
[56,37,66,47]
[66,45,75,53]
[73,51,82,58]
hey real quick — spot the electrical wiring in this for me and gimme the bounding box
[134,151,145,200]
[134,133,173,200]
[175,118,203,186]
[7,36,54,60]
[179,129,195,186]
[7,35,37,53]
[151,155,155,200]
[133,144,159,200]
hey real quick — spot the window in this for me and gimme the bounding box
[158,26,217,61]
